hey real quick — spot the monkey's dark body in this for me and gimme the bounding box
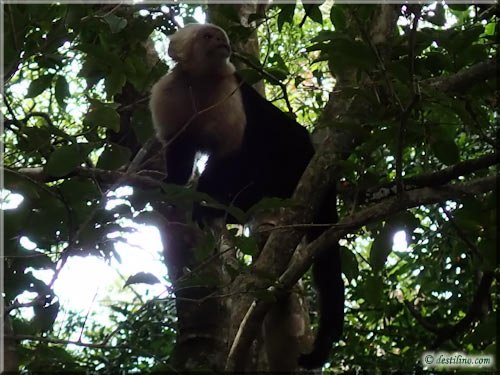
[197,80,314,213]
[164,76,344,369]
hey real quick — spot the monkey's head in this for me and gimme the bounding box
[168,23,235,77]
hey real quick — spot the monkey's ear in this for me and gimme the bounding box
[168,25,198,62]
[168,36,186,61]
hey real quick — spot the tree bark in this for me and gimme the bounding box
[2,314,19,373]
[226,5,401,370]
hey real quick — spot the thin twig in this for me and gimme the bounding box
[4,334,129,350]
[232,52,295,115]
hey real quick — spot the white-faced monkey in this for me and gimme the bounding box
[149,23,344,370]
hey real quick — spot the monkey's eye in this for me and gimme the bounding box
[203,33,212,40]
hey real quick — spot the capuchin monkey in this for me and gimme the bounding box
[149,23,343,370]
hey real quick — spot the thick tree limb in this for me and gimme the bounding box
[4,334,129,350]
[225,175,497,370]
[226,8,498,370]
[405,152,499,186]
[2,316,19,372]
[227,175,497,369]
[9,166,164,189]
[423,59,497,94]
[283,176,496,291]
[345,152,499,204]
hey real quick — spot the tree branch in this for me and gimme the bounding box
[285,175,496,289]
[9,166,164,189]
[225,175,497,370]
[4,334,128,350]
[423,59,497,94]
[404,152,499,187]
[344,152,499,205]
[232,51,295,115]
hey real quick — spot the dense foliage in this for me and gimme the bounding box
[2,2,497,373]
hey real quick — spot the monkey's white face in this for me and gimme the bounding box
[168,23,235,77]
[193,26,231,62]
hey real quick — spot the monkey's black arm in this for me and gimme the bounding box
[165,136,198,185]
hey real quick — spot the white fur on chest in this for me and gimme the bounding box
[150,70,246,157]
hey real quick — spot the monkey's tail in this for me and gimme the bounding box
[298,244,344,369]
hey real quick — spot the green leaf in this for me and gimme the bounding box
[5,171,41,201]
[456,44,488,68]
[124,272,161,288]
[306,5,323,24]
[424,51,452,75]
[105,70,126,97]
[182,16,199,25]
[425,3,446,27]
[234,235,258,256]
[454,197,484,229]
[440,25,485,54]
[478,239,497,273]
[247,13,266,24]
[236,68,263,85]
[18,127,52,153]
[484,22,496,37]
[58,177,100,203]
[330,6,346,30]
[54,75,70,108]
[224,205,247,224]
[328,39,376,74]
[430,138,460,165]
[4,208,28,250]
[77,44,122,70]
[369,227,393,273]
[159,184,207,206]
[45,144,90,177]
[24,193,68,245]
[414,28,437,54]
[192,231,217,262]
[132,109,155,145]
[388,211,420,236]
[109,203,133,218]
[27,74,54,98]
[264,67,288,82]
[103,14,128,33]
[277,5,295,31]
[363,274,384,306]
[86,106,120,133]
[463,313,496,345]
[134,211,167,227]
[447,4,469,12]
[34,300,60,332]
[65,5,87,28]
[12,318,38,336]
[339,246,359,282]
[310,30,339,43]
[96,143,131,170]
[269,53,289,74]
